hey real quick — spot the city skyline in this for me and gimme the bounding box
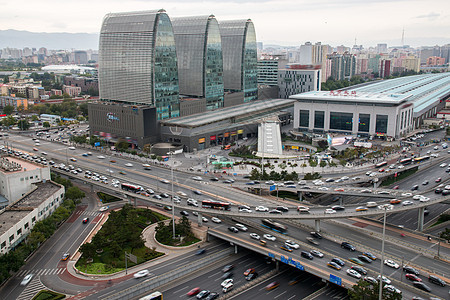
[1,0,449,48]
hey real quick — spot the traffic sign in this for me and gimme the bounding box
[330,274,342,286]
[269,185,276,191]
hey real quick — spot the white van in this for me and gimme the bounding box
[142,164,152,170]
[366,201,377,208]
[222,282,234,293]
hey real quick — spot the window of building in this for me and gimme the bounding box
[358,114,370,132]
[376,115,388,134]
[314,111,324,129]
[9,235,14,242]
[32,216,36,223]
[299,110,309,127]
[17,229,22,235]
[24,222,29,229]
[1,241,5,248]
[330,112,353,131]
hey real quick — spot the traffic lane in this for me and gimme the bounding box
[240,217,450,280]
[385,203,448,228]
[84,240,232,299]
[162,252,275,299]
[234,266,325,300]
[212,225,449,299]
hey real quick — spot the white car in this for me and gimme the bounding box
[235,224,248,231]
[133,269,150,278]
[384,285,401,294]
[318,187,329,191]
[440,163,447,168]
[401,192,412,197]
[263,234,276,241]
[325,208,336,214]
[221,278,233,287]
[377,275,392,284]
[211,217,221,223]
[285,240,300,249]
[239,208,252,213]
[202,217,208,222]
[298,180,306,185]
[125,163,133,167]
[20,274,34,286]
[384,259,400,269]
[192,176,203,181]
[249,233,260,240]
[265,180,275,185]
[255,205,269,212]
[419,197,430,202]
[97,155,105,159]
[160,179,170,184]
[397,165,405,169]
[412,195,423,200]
[346,268,362,279]
[341,176,349,181]
[402,201,413,206]
[99,206,109,212]
[68,146,76,150]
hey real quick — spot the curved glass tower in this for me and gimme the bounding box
[219,19,257,102]
[172,15,224,110]
[99,9,179,120]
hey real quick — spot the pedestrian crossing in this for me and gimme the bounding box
[75,210,102,217]
[16,267,65,277]
[16,277,47,300]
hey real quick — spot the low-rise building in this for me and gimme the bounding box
[0,181,65,254]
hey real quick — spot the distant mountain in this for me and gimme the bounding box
[0,29,99,50]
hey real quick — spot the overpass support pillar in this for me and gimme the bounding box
[417,207,425,232]
[90,183,94,193]
[198,213,202,227]
[315,219,320,232]
[298,192,303,202]
[276,260,279,272]
[339,196,343,206]
[235,245,238,254]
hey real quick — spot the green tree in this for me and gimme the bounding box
[115,139,129,151]
[3,105,14,115]
[17,119,30,130]
[440,228,450,242]
[43,121,50,128]
[62,93,72,99]
[79,242,96,259]
[319,160,327,168]
[79,103,88,116]
[31,115,39,121]
[2,76,9,84]
[2,115,16,127]
[65,186,85,201]
[348,279,401,300]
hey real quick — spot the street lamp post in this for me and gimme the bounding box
[168,150,175,239]
[378,206,387,300]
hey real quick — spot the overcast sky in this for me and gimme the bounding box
[1,0,449,48]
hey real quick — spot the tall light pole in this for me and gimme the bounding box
[378,205,387,300]
[168,149,175,239]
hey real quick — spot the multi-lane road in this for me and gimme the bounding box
[2,132,449,299]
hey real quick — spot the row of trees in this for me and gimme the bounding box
[249,168,299,181]
[0,175,85,284]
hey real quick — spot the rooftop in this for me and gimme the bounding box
[290,90,411,105]
[290,73,450,115]
[160,99,295,128]
[0,181,63,236]
[0,156,42,174]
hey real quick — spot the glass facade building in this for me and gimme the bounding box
[98,10,180,120]
[172,15,224,111]
[219,19,258,102]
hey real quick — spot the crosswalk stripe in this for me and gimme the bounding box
[58,268,65,274]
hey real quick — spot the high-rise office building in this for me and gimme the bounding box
[98,9,180,120]
[172,15,224,111]
[219,19,258,102]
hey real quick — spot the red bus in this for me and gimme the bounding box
[399,158,412,165]
[121,183,144,193]
[202,199,231,210]
[375,161,388,168]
